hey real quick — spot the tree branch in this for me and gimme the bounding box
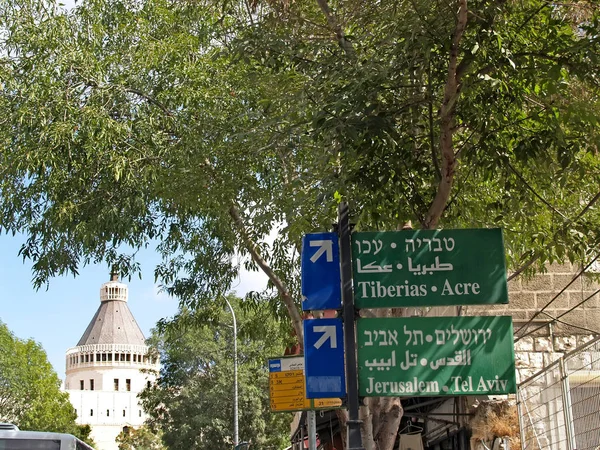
[428,61,441,182]
[504,159,567,219]
[197,158,303,341]
[423,0,468,229]
[314,0,355,57]
[228,204,304,342]
[124,87,174,117]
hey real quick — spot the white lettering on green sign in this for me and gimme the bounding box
[352,229,508,307]
[451,376,509,393]
[356,279,482,299]
[365,377,440,395]
[357,317,516,397]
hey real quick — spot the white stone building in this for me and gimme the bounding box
[64,273,159,450]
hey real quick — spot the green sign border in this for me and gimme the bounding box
[352,228,508,308]
[357,316,516,397]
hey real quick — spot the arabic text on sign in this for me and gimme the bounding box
[271,399,311,411]
[269,370,304,379]
[356,255,455,275]
[363,349,473,371]
[357,316,516,397]
[313,398,343,408]
[269,373,304,382]
[270,378,304,387]
[352,229,508,308]
[270,384,304,394]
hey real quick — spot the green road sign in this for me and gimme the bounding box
[357,316,516,397]
[352,228,508,308]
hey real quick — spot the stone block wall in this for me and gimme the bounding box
[462,263,600,383]
[462,263,600,448]
[513,334,596,383]
[465,262,600,336]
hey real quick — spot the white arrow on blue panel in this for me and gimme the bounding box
[303,318,346,399]
[309,240,334,263]
[301,232,342,311]
[313,325,337,349]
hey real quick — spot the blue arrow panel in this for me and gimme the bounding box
[303,318,346,398]
[301,232,342,311]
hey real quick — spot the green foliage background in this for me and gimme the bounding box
[0,321,95,445]
[0,0,598,310]
[116,425,166,450]
[139,296,291,450]
[0,0,599,448]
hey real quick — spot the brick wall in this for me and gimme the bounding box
[465,263,600,336]
[513,333,596,383]
[462,262,600,383]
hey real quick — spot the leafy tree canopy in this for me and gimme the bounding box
[1,0,599,448]
[116,425,166,450]
[0,0,598,306]
[0,321,95,446]
[140,295,291,450]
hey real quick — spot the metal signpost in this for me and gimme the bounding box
[303,318,346,399]
[297,204,514,450]
[301,232,342,311]
[338,202,365,450]
[357,316,516,397]
[352,229,508,308]
[300,204,364,449]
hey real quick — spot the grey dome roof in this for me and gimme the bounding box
[77,276,146,346]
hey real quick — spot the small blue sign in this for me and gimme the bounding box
[301,232,342,311]
[303,318,346,398]
[269,359,282,373]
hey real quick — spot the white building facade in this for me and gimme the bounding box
[64,274,159,450]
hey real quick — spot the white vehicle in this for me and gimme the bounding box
[0,424,94,450]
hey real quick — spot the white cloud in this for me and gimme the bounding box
[151,284,174,303]
[233,266,269,296]
[232,222,287,296]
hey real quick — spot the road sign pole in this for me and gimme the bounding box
[307,411,318,450]
[339,202,365,450]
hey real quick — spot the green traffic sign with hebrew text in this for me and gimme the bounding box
[357,316,516,397]
[352,228,508,308]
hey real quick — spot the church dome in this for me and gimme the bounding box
[64,272,159,450]
[76,272,146,346]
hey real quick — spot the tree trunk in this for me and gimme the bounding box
[228,205,304,341]
[374,398,403,450]
[360,403,374,450]
[336,409,348,449]
[360,1,468,448]
[233,0,470,443]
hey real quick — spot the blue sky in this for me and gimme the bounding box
[0,233,267,379]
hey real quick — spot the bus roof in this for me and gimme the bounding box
[0,424,95,449]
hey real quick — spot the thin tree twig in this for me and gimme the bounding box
[314,0,355,57]
[504,159,567,219]
[124,87,174,117]
[508,190,600,281]
[228,204,303,342]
